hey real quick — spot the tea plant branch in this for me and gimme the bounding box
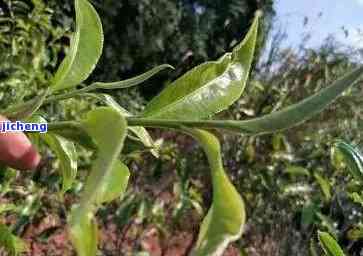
[0,86,117,115]
[6,88,50,120]
[0,89,84,116]
[1,85,93,115]
[1,64,173,116]
[129,65,363,132]
[47,121,82,131]
[44,64,363,140]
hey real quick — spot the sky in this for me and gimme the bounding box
[274,0,363,49]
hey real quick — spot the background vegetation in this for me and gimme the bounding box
[1,0,363,255]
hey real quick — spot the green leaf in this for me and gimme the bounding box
[88,64,173,90]
[29,115,77,192]
[185,129,245,256]
[69,107,128,256]
[94,160,129,204]
[285,166,310,177]
[0,224,27,256]
[212,65,363,134]
[334,140,363,182]
[314,173,331,201]
[42,133,77,193]
[128,66,363,134]
[141,13,260,120]
[48,121,97,150]
[87,93,159,157]
[51,0,103,91]
[318,231,345,256]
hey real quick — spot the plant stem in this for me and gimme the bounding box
[44,85,95,103]
[1,85,94,115]
[126,117,210,129]
[47,118,230,132]
[126,117,252,133]
[47,121,81,131]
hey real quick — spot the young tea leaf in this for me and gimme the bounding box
[51,0,103,91]
[69,107,129,256]
[141,12,260,120]
[88,64,173,90]
[318,231,345,256]
[185,129,245,256]
[212,65,363,134]
[334,140,363,182]
[42,133,77,193]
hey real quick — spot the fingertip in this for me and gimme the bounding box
[0,115,41,170]
[19,145,41,170]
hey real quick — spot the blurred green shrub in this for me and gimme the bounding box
[0,0,70,108]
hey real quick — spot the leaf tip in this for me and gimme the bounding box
[255,10,263,18]
[164,64,175,70]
